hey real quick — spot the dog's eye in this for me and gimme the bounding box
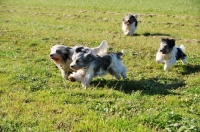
[76,60,81,63]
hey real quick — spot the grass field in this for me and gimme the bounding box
[0,0,200,131]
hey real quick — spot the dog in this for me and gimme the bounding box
[49,40,108,79]
[122,14,138,36]
[68,47,127,88]
[156,38,187,71]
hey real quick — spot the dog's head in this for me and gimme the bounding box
[70,47,94,71]
[159,38,175,54]
[49,45,74,66]
[123,14,137,25]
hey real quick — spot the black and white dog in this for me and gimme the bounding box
[68,47,127,88]
[49,40,108,79]
[122,14,138,35]
[156,38,187,71]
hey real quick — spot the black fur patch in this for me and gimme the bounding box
[176,48,186,60]
[116,52,123,60]
[63,47,72,61]
[135,21,138,27]
[107,52,123,60]
[101,55,112,70]
[56,47,71,62]
[130,15,137,25]
[94,55,111,73]
[161,38,175,49]
[123,14,137,26]
[75,47,84,53]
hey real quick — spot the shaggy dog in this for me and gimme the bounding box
[68,47,127,88]
[122,14,138,36]
[49,40,108,79]
[156,38,187,71]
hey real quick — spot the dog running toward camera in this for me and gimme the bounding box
[49,40,108,79]
[122,14,138,36]
[156,38,187,71]
[68,47,127,88]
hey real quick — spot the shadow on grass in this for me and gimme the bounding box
[181,64,200,75]
[91,77,185,95]
[133,32,171,37]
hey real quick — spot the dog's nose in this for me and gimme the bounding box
[49,54,55,58]
[70,65,74,68]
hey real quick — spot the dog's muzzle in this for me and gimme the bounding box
[125,20,132,25]
[49,54,54,58]
[70,64,78,71]
[160,49,167,54]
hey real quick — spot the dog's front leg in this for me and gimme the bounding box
[164,57,176,71]
[68,71,83,82]
[124,31,131,36]
[156,52,164,63]
[81,69,94,88]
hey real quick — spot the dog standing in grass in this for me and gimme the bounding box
[49,40,108,79]
[68,46,127,88]
[122,14,138,36]
[156,38,187,71]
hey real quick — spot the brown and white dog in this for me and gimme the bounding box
[122,14,138,36]
[49,40,108,79]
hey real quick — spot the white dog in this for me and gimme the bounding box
[156,38,187,71]
[122,14,138,35]
[49,40,108,79]
[68,47,127,88]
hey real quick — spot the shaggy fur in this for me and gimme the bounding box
[68,47,127,88]
[156,38,187,71]
[122,14,138,35]
[49,40,108,79]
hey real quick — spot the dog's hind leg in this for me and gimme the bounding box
[114,73,121,80]
[181,57,187,65]
[121,72,127,79]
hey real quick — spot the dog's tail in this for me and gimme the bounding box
[116,50,124,60]
[179,44,185,52]
[92,40,109,56]
[134,14,138,19]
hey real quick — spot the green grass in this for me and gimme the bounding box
[0,0,200,131]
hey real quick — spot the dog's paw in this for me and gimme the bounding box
[156,60,161,63]
[68,76,76,82]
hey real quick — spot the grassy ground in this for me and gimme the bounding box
[0,0,200,131]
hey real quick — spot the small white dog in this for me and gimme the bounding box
[49,40,108,79]
[68,47,127,88]
[122,14,138,36]
[156,38,187,71]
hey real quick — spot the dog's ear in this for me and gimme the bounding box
[169,39,175,47]
[61,47,72,60]
[63,47,71,54]
[166,39,175,48]
[83,50,93,62]
[130,15,136,22]
[75,47,84,53]
[161,38,166,42]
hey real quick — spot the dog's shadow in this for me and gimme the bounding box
[180,64,200,75]
[133,32,171,37]
[91,77,185,95]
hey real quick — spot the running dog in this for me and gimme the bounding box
[68,46,127,88]
[122,14,138,35]
[156,38,187,71]
[49,40,108,79]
